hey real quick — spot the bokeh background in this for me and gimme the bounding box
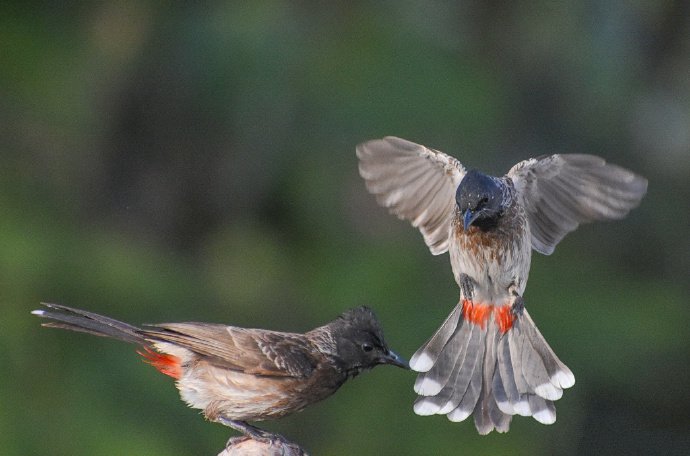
[3,2,689,455]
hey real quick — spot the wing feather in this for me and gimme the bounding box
[508,154,647,254]
[144,323,317,378]
[357,136,466,255]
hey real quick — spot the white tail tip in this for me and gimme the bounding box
[413,398,441,416]
[551,370,575,389]
[413,376,443,396]
[535,383,563,401]
[409,352,434,372]
[533,408,557,425]
[447,406,472,422]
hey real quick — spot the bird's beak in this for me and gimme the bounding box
[381,349,409,369]
[463,208,480,230]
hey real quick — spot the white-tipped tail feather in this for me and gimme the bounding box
[410,305,462,373]
[412,305,574,434]
[410,352,435,373]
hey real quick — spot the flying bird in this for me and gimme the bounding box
[357,136,647,434]
[33,303,408,445]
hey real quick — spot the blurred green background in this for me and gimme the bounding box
[2,2,689,455]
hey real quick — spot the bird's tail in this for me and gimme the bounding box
[32,303,183,379]
[33,303,145,344]
[410,301,574,434]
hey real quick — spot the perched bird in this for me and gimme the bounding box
[32,303,408,444]
[357,136,647,434]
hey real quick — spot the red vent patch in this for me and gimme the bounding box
[137,346,182,379]
[461,299,515,334]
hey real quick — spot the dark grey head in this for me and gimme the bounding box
[456,169,505,231]
[330,306,408,375]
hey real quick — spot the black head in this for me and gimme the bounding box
[455,169,504,230]
[330,306,408,375]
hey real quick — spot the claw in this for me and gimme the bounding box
[511,295,525,316]
[507,282,525,316]
[459,273,475,301]
[219,417,276,444]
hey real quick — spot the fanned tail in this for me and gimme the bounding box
[411,302,574,434]
[493,308,575,424]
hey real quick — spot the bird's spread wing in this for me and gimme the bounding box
[143,323,318,378]
[357,137,466,255]
[507,154,648,255]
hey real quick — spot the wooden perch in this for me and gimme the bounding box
[218,436,308,456]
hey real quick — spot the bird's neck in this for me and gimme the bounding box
[305,326,338,357]
[306,326,362,378]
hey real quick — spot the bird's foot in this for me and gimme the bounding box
[219,418,293,447]
[220,418,270,443]
[510,294,525,316]
[506,282,525,316]
[222,434,308,456]
[459,273,475,302]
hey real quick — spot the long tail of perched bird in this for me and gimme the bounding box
[33,303,184,379]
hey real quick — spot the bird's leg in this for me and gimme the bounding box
[219,418,271,442]
[459,273,475,303]
[508,283,524,316]
[218,417,292,447]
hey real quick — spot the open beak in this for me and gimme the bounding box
[463,208,480,230]
[382,349,409,369]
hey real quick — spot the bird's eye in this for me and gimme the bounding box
[361,343,374,352]
[473,197,489,211]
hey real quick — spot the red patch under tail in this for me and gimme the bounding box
[494,305,515,334]
[461,299,493,329]
[461,299,515,334]
[137,346,182,380]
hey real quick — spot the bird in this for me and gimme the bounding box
[356,136,648,434]
[32,303,408,445]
